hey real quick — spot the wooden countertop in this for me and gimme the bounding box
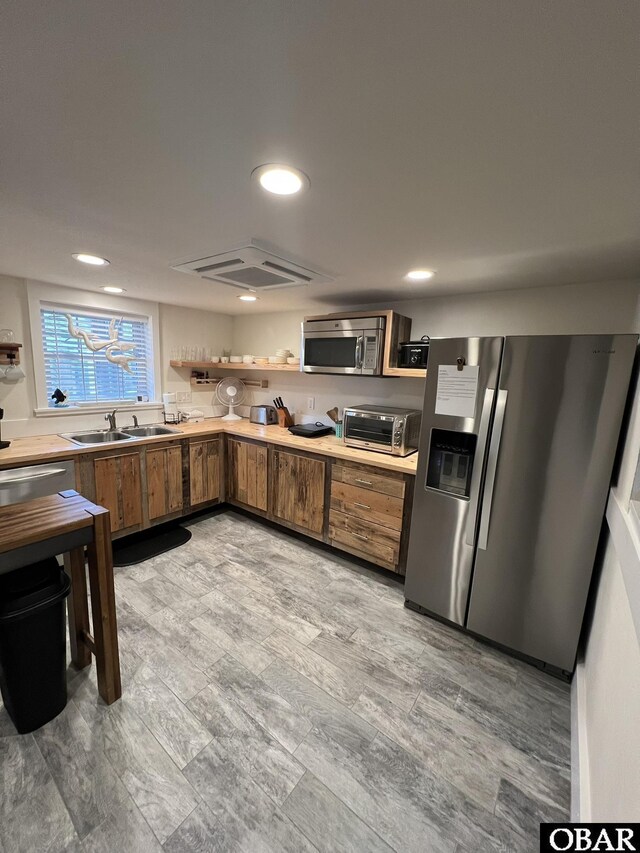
[0,490,99,555]
[0,419,418,475]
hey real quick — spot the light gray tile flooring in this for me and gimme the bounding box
[0,511,571,852]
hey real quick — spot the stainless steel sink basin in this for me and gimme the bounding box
[122,425,181,437]
[61,430,134,446]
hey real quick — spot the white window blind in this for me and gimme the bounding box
[40,306,154,406]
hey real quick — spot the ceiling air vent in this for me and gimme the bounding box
[170,242,333,292]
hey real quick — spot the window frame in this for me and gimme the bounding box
[28,281,162,415]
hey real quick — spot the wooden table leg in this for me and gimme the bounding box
[64,546,91,669]
[86,506,122,704]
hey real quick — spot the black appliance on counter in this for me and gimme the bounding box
[288,423,333,438]
[398,336,429,369]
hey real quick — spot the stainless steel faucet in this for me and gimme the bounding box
[131,415,139,428]
[105,410,117,430]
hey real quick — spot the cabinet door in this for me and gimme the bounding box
[147,446,183,520]
[189,439,220,505]
[272,449,325,534]
[228,438,268,511]
[94,452,143,533]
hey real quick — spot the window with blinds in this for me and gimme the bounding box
[40,306,154,406]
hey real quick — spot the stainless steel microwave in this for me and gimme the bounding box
[343,405,422,456]
[301,317,385,375]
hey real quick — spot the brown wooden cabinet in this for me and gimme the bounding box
[271,448,325,535]
[189,438,221,506]
[329,461,410,572]
[227,438,267,511]
[93,451,143,533]
[71,430,414,569]
[146,444,183,520]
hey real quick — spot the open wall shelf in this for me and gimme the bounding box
[170,349,426,379]
[190,377,269,389]
[170,360,300,372]
[0,342,22,366]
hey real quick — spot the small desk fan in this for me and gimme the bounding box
[216,377,246,421]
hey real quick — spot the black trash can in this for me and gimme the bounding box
[0,558,72,734]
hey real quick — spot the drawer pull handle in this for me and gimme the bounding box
[350,531,369,541]
[353,502,371,510]
[355,478,372,485]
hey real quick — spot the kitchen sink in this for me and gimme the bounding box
[61,430,135,446]
[122,425,181,437]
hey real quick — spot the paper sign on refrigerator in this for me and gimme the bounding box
[435,365,480,417]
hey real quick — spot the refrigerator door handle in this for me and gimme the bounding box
[465,388,495,547]
[477,389,508,550]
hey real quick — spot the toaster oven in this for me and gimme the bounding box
[343,405,422,456]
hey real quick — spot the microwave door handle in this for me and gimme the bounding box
[477,389,508,550]
[355,335,364,369]
[465,388,495,547]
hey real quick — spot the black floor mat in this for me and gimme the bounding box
[112,525,192,567]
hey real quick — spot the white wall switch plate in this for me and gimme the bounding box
[307,396,315,410]
[176,391,191,403]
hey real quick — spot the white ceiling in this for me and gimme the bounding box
[1,1,638,315]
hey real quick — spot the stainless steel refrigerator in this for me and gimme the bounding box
[404,335,637,675]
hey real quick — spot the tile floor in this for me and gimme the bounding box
[0,511,571,852]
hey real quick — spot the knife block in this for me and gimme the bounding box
[277,409,294,428]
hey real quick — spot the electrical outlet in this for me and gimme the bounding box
[307,396,315,410]
[176,391,191,403]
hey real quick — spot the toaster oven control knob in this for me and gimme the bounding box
[393,431,402,445]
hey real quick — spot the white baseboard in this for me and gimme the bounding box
[571,657,591,821]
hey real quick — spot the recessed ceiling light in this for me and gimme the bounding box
[405,269,435,281]
[251,164,309,195]
[72,253,110,266]
[238,294,259,302]
[101,286,125,293]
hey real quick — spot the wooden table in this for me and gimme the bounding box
[0,490,121,704]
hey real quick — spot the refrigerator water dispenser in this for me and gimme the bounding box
[425,429,477,498]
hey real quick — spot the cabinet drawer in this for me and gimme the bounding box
[332,464,405,499]
[330,481,403,531]
[329,509,401,564]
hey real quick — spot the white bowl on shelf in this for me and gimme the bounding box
[254,357,269,365]
[242,355,254,364]
[230,356,243,363]
[210,356,220,363]
[275,349,291,357]
[268,355,287,364]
